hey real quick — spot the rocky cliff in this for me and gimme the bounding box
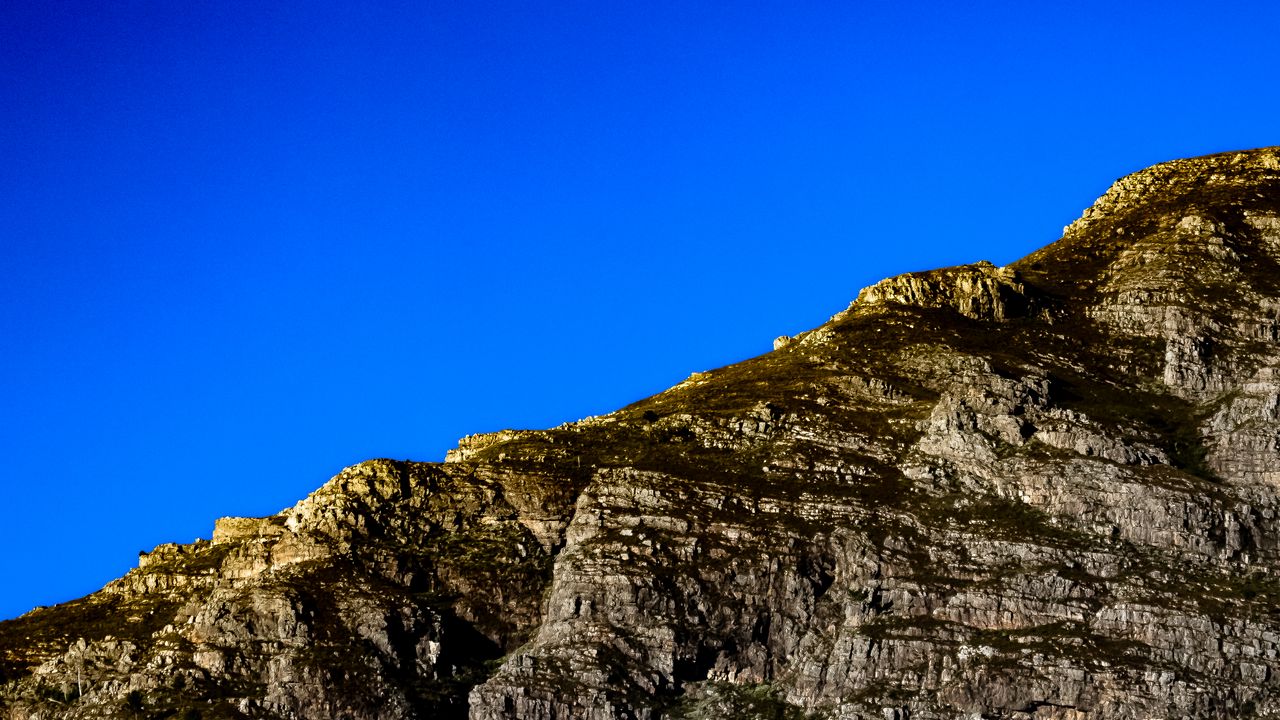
[7,147,1280,719]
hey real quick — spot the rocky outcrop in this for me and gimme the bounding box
[840,260,1032,323]
[7,147,1280,719]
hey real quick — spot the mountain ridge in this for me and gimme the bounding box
[6,146,1280,719]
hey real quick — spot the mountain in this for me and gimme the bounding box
[7,147,1280,719]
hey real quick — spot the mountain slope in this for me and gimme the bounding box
[7,147,1280,719]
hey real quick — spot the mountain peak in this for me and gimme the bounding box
[1077,145,1280,228]
[1017,146,1280,298]
[7,148,1280,719]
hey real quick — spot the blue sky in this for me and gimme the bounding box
[2,1,1278,620]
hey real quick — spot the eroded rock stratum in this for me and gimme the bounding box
[8,147,1280,719]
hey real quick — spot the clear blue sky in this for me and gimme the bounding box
[2,1,1277,620]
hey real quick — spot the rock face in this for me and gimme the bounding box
[6,147,1280,719]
